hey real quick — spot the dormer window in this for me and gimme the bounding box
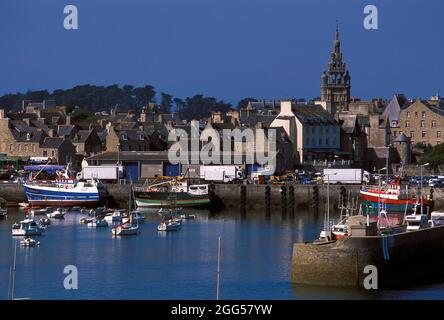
[138,133,144,141]
[120,133,127,141]
[26,133,31,141]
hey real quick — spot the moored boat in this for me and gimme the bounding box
[47,208,66,219]
[12,219,44,236]
[87,218,108,228]
[157,219,181,231]
[20,237,40,247]
[134,179,210,208]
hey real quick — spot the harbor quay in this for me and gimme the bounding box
[291,224,444,288]
[1,182,443,210]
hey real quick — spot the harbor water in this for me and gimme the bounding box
[1,207,444,300]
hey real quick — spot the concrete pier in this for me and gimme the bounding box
[291,225,444,288]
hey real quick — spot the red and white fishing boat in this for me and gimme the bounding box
[360,177,434,213]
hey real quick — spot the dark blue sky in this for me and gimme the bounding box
[1,0,443,104]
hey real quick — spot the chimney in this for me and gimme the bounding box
[256,122,263,129]
[0,109,5,119]
[66,115,71,125]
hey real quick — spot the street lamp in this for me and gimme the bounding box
[420,163,430,215]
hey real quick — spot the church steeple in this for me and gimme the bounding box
[320,23,351,115]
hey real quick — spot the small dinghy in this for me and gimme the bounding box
[20,237,40,247]
[47,208,65,219]
[79,217,94,224]
[87,219,108,228]
[157,219,181,231]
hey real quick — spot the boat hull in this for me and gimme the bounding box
[360,190,434,213]
[24,184,100,207]
[133,190,211,208]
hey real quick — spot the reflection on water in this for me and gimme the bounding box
[0,206,443,299]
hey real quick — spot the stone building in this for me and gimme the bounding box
[398,99,444,146]
[320,25,351,115]
[40,137,76,165]
[270,101,340,163]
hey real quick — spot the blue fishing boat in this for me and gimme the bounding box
[23,164,101,207]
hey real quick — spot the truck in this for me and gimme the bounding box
[199,165,243,183]
[78,165,120,181]
[323,168,368,184]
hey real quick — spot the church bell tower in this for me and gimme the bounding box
[321,24,351,115]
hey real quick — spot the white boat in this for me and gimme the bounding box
[20,238,40,247]
[18,202,29,208]
[30,207,53,216]
[406,214,429,231]
[104,210,126,224]
[429,211,444,227]
[111,184,140,236]
[47,208,65,219]
[87,219,108,228]
[79,217,94,224]
[112,222,139,236]
[12,219,44,236]
[157,219,181,231]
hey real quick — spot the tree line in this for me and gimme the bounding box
[0,84,258,121]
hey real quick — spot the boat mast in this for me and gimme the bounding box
[216,236,221,300]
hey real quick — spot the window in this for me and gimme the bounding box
[138,133,144,141]
[312,138,315,145]
[410,131,415,138]
[9,144,13,152]
[24,145,28,152]
[438,131,441,138]
[319,127,323,134]
[52,150,55,157]
[407,112,411,118]
[415,112,418,117]
[121,133,127,141]
[32,145,36,153]
[326,138,330,145]
[421,120,425,128]
[312,127,315,134]
[392,120,398,127]
[43,150,47,157]
[405,120,410,128]
[326,127,329,134]
[17,144,21,152]
[393,131,397,137]
[422,131,427,138]
[422,111,426,118]
[432,120,437,128]
[305,138,310,146]
[318,138,322,145]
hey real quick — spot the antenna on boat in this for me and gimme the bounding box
[216,236,221,300]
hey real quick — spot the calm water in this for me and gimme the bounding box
[1,207,444,300]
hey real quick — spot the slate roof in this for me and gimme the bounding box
[292,105,337,125]
[394,133,410,143]
[41,137,64,148]
[57,125,76,137]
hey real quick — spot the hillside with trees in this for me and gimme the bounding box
[0,84,250,121]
